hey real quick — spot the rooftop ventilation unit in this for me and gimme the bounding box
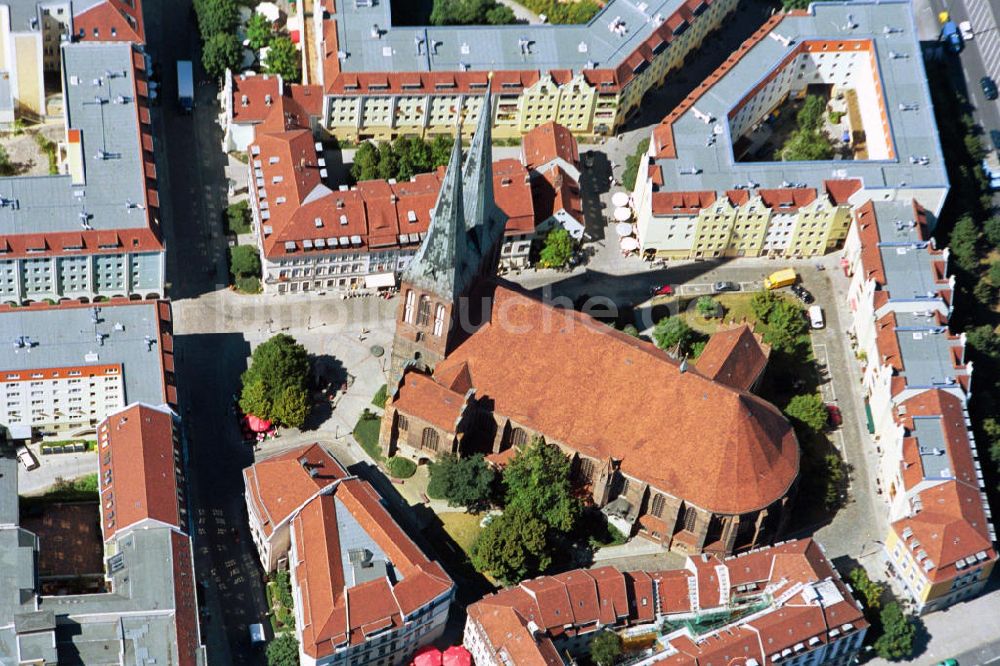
[889,51,909,59]
[241,95,249,107]
[144,335,156,351]
[461,42,470,55]
[371,24,381,39]
[898,103,919,111]
[578,41,588,53]
[518,37,532,55]
[883,25,903,35]
[265,94,272,106]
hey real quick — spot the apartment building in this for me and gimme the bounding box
[523,121,586,244]
[313,0,738,141]
[0,39,164,304]
[247,86,536,293]
[243,447,455,666]
[0,299,175,440]
[843,199,996,615]
[0,399,205,664]
[243,443,348,572]
[630,0,949,261]
[220,70,323,153]
[0,0,143,123]
[464,538,867,666]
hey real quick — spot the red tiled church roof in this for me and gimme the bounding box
[694,323,770,391]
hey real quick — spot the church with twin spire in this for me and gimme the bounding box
[381,90,800,557]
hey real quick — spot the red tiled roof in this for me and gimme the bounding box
[292,478,453,659]
[824,178,863,205]
[75,0,145,44]
[99,404,181,541]
[694,323,770,391]
[243,443,347,537]
[758,187,817,212]
[170,531,204,666]
[532,166,583,226]
[522,122,579,171]
[493,159,535,236]
[393,372,466,432]
[231,74,282,123]
[404,282,798,515]
[651,190,717,215]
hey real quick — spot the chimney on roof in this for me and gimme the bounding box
[679,357,688,374]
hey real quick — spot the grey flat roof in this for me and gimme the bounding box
[0,302,166,408]
[655,1,948,197]
[0,41,149,236]
[335,495,398,587]
[895,323,962,388]
[911,415,952,480]
[880,244,939,299]
[333,0,695,74]
[0,455,18,527]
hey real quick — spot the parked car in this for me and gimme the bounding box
[826,404,842,428]
[791,284,814,304]
[764,268,797,290]
[808,305,825,329]
[650,284,674,296]
[982,76,998,101]
[713,281,739,292]
[15,445,38,471]
[960,20,974,40]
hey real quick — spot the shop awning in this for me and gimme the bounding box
[864,400,875,434]
[365,272,397,289]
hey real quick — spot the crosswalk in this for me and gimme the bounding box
[966,0,1000,80]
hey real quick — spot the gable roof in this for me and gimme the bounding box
[399,281,798,515]
[243,444,347,537]
[694,323,770,391]
[522,122,579,171]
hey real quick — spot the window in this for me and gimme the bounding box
[397,414,408,431]
[420,428,439,452]
[683,506,698,531]
[433,304,446,337]
[651,494,665,518]
[510,427,528,447]
[404,290,414,323]
[416,295,431,327]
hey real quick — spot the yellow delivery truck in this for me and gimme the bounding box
[764,268,797,290]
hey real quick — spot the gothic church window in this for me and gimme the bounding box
[421,428,439,452]
[417,295,431,326]
[433,304,446,336]
[404,290,415,323]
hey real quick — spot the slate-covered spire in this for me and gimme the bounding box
[401,130,478,301]
[462,86,499,250]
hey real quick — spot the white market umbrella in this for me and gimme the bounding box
[613,206,632,222]
[620,236,640,251]
[612,191,631,208]
[615,222,633,237]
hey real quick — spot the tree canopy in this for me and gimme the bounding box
[230,245,261,278]
[590,631,623,666]
[265,37,301,83]
[430,0,516,25]
[784,393,828,434]
[622,138,650,190]
[780,128,834,161]
[504,437,580,533]
[195,0,238,37]
[427,454,496,510]
[949,215,980,273]
[471,507,550,584]
[760,299,808,354]
[874,602,917,660]
[265,632,300,666]
[202,32,242,79]
[847,567,883,611]
[240,334,311,428]
[797,95,827,131]
[351,136,452,183]
[696,296,720,318]
[245,13,273,50]
[652,316,696,355]
[538,228,574,268]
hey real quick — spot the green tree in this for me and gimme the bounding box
[265,632,300,666]
[0,145,15,176]
[430,135,455,167]
[761,300,807,353]
[949,215,980,273]
[486,4,516,23]
[784,393,828,434]
[230,245,261,278]
[984,216,1000,246]
[272,385,310,428]
[797,95,827,131]
[225,200,251,234]
[375,142,399,181]
[245,13,273,50]
[967,324,1000,359]
[265,36,301,83]
[696,296,720,318]
[427,454,497,510]
[202,32,242,79]
[239,377,273,420]
[538,227,574,268]
[504,438,580,533]
[621,324,640,338]
[652,316,695,355]
[195,0,238,36]
[847,567,884,611]
[351,141,380,182]
[241,334,310,424]
[750,290,780,323]
[780,128,834,161]
[989,261,1000,287]
[973,278,996,306]
[394,135,433,180]
[874,602,917,660]
[471,506,550,584]
[622,138,650,190]
[824,453,844,510]
[589,630,623,666]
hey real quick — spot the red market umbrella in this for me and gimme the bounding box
[244,414,272,433]
[442,646,471,666]
[412,646,442,666]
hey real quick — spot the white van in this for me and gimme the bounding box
[808,305,825,329]
[15,445,38,471]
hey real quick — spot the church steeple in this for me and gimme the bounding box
[463,86,496,251]
[400,130,479,302]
